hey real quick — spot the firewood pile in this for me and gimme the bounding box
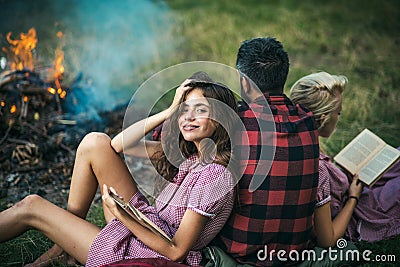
[0,69,126,208]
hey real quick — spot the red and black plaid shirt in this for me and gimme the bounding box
[214,93,319,266]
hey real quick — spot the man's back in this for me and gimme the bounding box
[215,93,319,266]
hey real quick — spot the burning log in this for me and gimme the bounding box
[0,27,68,127]
[0,27,128,208]
[0,69,46,89]
[0,69,60,128]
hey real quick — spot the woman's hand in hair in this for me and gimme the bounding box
[169,79,193,113]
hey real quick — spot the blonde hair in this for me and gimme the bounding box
[289,71,347,129]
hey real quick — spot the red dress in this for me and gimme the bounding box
[86,155,235,266]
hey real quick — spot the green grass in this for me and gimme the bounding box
[165,0,400,155]
[1,0,399,266]
[0,203,105,267]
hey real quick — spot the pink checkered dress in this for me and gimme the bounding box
[86,155,235,267]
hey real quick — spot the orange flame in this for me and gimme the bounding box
[3,28,37,71]
[60,90,67,99]
[10,104,17,114]
[51,31,66,99]
[3,28,68,101]
[48,87,56,94]
[53,48,65,79]
[49,31,65,80]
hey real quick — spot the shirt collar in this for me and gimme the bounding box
[252,92,288,105]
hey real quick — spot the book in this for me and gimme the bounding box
[333,128,400,186]
[109,191,173,244]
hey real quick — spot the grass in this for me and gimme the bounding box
[165,0,400,155]
[1,0,399,266]
[0,203,105,266]
[0,231,50,267]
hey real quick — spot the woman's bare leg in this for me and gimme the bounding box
[31,132,139,266]
[67,132,138,222]
[0,194,100,265]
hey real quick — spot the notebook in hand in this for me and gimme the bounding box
[109,191,173,244]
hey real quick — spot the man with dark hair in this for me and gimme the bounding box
[236,37,289,93]
[213,37,320,266]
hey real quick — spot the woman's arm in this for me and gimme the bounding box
[314,175,363,247]
[111,79,192,157]
[102,185,208,262]
[111,108,169,157]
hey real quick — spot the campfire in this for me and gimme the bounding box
[0,28,125,207]
[1,28,67,125]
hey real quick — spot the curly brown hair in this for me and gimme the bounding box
[151,72,239,183]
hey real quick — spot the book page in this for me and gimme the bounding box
[334,129,385,174]
[110,192,173,244]
[358,145,400,185]
[129,204,173,243]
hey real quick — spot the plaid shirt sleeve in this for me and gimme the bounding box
[214,94,319,267]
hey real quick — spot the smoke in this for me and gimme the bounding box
[0,0,179,116]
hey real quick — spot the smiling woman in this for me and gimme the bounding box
[178,89,216,147]
[178,88,215,151]
[151,71,239,183]
[0,71,239,267]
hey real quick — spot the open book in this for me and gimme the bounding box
[110,191,173,244]
[333,129,400,186]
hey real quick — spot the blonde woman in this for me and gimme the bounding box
[290,71,400,247]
